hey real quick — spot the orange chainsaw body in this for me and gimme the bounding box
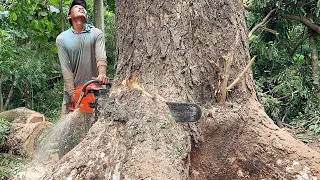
[69,83,102,114]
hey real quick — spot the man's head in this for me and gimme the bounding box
[68,0,87,26]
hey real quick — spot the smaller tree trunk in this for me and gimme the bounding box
[0,71,4,112]
[308,29,319,87]
[304,52,310,67]
[4,78,17,111]
[59,0,65,32]
[24,80,30,108]
[93,0,105,33]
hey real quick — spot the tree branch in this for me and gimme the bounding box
[283,14,320,33]
[219,30,240,105]
[277,91,298,101]
[227,55,257,91]
[244,6,320,35]
[243,4,255,12]
[260,27,277,35]
[248,9,276,38]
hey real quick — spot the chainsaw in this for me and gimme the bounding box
[69,79,110,114]
[69,80,202,122]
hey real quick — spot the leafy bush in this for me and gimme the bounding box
[0,118,11,145]
[104,10,116,78]
[291,95,320,135]
[247,1,320,135]
[0,153,25,179]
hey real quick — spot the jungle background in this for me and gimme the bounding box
[1,0,320,178]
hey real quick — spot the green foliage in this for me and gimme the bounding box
[247,0,320,134]
[1,0,61,42]
[0,153,26,179]
[0,0,63,119]
[104,10,116,78]
[291,95,320,135]
[0,40,63,119]
[248,0,319,16]
[105,0,115,12]
[256,80,281,121]
[49,0,60,7]
[0,118,11,144]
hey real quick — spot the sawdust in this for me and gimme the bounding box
[13,110,83,180]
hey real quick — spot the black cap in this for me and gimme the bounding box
[68,0,87,15]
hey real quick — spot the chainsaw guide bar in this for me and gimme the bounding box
[166,101,202,122]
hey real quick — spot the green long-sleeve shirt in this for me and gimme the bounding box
[56,24,107,99]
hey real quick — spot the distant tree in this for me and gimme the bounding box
[93,0,104,33]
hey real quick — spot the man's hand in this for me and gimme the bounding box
[92,75,109,85]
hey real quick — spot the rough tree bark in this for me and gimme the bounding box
[43,0,320,179]
[93,0,105,33]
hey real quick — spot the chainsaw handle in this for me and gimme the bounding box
[81,79,113,92]
[81,80,100,92]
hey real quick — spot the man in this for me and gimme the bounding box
[56,0,109,114]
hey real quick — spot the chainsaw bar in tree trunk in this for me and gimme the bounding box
[166,102,202,122]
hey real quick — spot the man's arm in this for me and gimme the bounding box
[56,41,76,101]
[94,31,109,84]
[97,64,108,84]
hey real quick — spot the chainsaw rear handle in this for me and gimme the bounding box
[82,78,114,92]
[81,80,101,92]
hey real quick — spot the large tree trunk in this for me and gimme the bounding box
[43,0,320,179]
